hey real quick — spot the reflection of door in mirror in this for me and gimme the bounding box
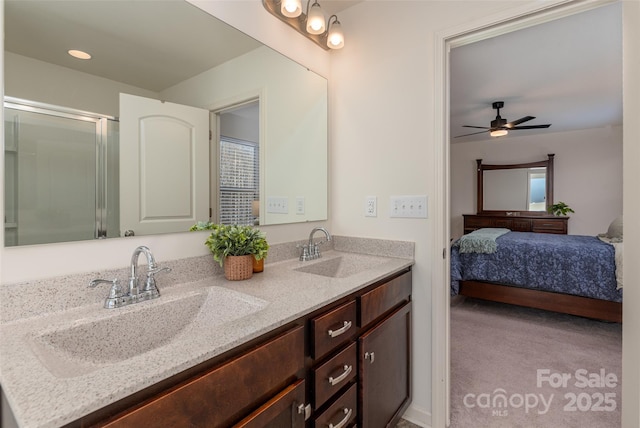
[119,94,209,237]
[217,101,260,226]
[3,98,118,246]
[527,168,547,211]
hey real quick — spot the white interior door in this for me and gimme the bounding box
[119,93,209,236]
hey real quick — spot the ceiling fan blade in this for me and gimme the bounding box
[504,116,535,128]
[454,130,490,138]
[510,124,552,130]
[462,125,490,129]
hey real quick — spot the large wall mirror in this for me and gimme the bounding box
[476,154,555,215]
[3,0,328,247]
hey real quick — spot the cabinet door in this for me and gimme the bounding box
[102,326,304,427]
[234,379,306,428]
[358,302,411,428]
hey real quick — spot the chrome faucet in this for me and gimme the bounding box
[300,227,332,261]
[89,246,171,309]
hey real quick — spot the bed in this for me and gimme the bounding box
[451,230,623,322]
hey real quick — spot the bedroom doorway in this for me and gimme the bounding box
[432,1,634,427]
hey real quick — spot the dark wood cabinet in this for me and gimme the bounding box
[358,300,411,427]
[463,214,568,235]
[87,270,412,428]
[101,326,305,428]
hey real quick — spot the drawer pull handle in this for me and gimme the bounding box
[328,407,352,428]
[297,403,312,420]
[365,351,375,363]
[328,364,352,386]
[327,320,352,338]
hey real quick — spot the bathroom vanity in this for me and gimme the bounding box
[93,270,411,428]
[0,238,413,428]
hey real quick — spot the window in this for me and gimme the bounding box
[219,137,259,225]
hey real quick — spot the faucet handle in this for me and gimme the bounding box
[147,266,171,277]
[143,266,171,295]
[89,278,124,299]
[297,244,310,261]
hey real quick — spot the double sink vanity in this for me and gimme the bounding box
[0,236,414,428]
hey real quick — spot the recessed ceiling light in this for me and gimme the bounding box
[68,49,92,60]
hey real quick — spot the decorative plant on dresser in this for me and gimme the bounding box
[191,222,269,280]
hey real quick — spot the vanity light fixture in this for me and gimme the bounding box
[262,0,345,50]
[68,49,92,60]
[490,129,508,137]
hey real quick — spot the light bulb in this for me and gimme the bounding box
[327,20,344,49]
[490,129,508,137]
[306,2,325,35]
[281,0,302,18]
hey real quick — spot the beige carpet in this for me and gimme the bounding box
[450,296,622,428]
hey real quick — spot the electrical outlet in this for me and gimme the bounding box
[267,197,289,214]
[390,195,428,218]
[296,197,305,215]
[365,196,377,217]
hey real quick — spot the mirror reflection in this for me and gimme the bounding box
[483,168,547,211]
[3,0,328,247]
[476,155,554,215]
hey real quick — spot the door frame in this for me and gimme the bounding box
[431,0,622,426]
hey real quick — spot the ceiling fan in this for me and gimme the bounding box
[455,101,551,138]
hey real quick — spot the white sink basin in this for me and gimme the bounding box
[294,254,386,278]
[29,286,267,378]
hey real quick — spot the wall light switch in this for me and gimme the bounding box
[267,197,289,214]
[390,195,428,218]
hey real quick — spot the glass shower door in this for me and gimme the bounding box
[4,104,104,246]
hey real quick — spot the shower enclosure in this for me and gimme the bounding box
[4,97,119,246]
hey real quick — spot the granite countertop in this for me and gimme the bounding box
[0,243,413,428]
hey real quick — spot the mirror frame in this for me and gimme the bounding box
[476,154,555,215]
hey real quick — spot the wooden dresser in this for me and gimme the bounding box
[463,214,568,235]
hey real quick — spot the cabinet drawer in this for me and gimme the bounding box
[234,379,306,428]
[311,300,357,360]
[313,342,357,408]
[103,326,304,428]
[510,218,532,231]
[491,218,512,229]
[464,216,492,229]
[531,219,567,234]
[314,383,357,428]
[359,272,411,328]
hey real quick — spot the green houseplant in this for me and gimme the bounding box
[190,222,269,280]
[547,201,575,216]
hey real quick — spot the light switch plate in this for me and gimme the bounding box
[390,195,428,218]
[267,197,288,214]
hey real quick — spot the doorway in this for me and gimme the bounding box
[431,1,632,427]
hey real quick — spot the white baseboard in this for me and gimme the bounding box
[402,403,432,427]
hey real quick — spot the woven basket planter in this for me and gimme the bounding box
[224,255,254,281]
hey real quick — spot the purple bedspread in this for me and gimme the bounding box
[450,231,622,302]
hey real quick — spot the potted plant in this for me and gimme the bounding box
[547,201,575,216]
[192,223,268,280]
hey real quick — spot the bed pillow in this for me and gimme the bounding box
[598,215,623,243]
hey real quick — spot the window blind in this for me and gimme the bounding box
[219,137,259,225]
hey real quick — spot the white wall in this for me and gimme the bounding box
[4,52,158,117]
[450,126,623,238]
[330,1,533,424]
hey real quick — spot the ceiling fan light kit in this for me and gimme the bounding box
[455,100,551,138]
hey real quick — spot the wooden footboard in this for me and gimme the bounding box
[458,280,622,323]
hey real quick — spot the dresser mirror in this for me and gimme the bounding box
[476,154,555,215]
[3,0,328,247]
